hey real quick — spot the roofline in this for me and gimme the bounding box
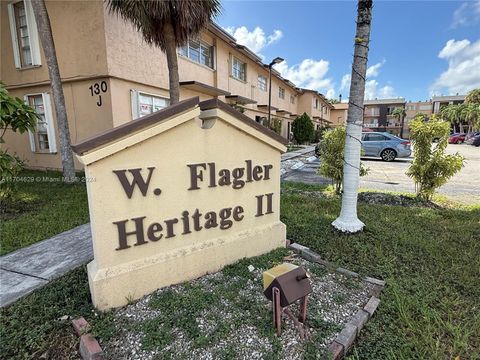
[199,98,288,145]
[207,22,326,98]
[72,97,200,155]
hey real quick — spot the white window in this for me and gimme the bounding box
[313,98,319,109]
[290,95,295,104]
[178,38,214,69]
[131,90,170,119]
[258,75,267,91]
[279,87,285,99]
[231,56,246,81]
[25,93,56,153]
[8,0,41,68]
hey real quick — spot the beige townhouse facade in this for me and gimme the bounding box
[330,103,348,127]
[1,0,332,171]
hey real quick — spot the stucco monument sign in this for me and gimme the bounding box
[72,97,287,310]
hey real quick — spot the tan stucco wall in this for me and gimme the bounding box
[1,79,114,170]
[330,108,347,127]
[79,108,286,309]
[1,0,108,87]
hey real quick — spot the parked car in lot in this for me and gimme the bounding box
[465,132,480,145]
[469,133,480,147]
[448,133,467,144]
[360,132,411,161]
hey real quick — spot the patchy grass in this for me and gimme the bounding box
[0,266,114,360]
[286,145,304,152]
[281,181,480,359]
[0,170,89,255]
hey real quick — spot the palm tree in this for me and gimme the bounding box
[332,0,373,233]
[392,107,406,138]
[108,0,221,104]
[31,0,75,183]
[461,104,480,133]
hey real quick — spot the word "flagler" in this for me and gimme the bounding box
[187,160,273,190]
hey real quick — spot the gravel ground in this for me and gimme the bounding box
[101,254,374,360]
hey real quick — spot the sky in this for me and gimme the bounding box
[215,0,480,102]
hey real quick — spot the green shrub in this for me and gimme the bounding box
[314,126,330,143]
[264,117,282,135]
[0,150,24,203]
[316,127,368,194]
[0,84,38,202]
[292,113,314,144]
[406,114,464,200]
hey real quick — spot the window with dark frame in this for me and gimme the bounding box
[178,38,214,68]
[13,1,32,67]
[231,57,246,81]
[258,75,267,91]
[27,95,49,151]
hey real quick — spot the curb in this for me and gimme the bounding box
[288,242,385,359]
[72,317,104,360]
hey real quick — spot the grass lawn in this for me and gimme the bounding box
[281,182,480,359]
[1,172,479,359]
[0,170,89,255]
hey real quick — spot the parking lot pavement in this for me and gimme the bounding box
[282,144,480,204]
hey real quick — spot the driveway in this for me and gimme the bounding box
[282,144,480,204]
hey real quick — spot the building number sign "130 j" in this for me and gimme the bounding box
[89,81,108,107]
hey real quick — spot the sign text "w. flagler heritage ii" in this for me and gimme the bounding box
[112,160,274,250]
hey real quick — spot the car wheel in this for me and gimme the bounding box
[380,149,397,162]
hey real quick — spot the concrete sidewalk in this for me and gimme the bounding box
[281,145,315,161]
[0,224,92,307]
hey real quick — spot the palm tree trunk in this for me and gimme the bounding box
[163,21,180,104]
[332,0,373,233]
[31,0,75,183]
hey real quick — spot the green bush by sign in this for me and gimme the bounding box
[292,113,314,144]
[0,84,38,201]
[407,114,464,200]
[316,127,368,194]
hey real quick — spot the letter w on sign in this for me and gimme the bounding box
[113,167,155,199]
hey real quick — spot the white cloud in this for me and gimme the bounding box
[378,85,395,99]
[431,38,480,95]
[366,59,385,78]
[274,59,335,96]
[224,26,283,54]
[340,74,351,93]
[339,60,394,99]
[439,39,470,58]
[451,0,480,28]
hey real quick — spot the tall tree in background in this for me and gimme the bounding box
[31,0,75,182]
[108,0,221,104]
[392,107,406,138]
[332,0,373,233]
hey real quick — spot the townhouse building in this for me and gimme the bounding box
[1,0,332,171]
[330,103,349,127]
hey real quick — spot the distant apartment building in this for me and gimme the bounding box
[362,98,406,135]
[404,101,433,137]
[432,95,466,114]
[1,0,331,170]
